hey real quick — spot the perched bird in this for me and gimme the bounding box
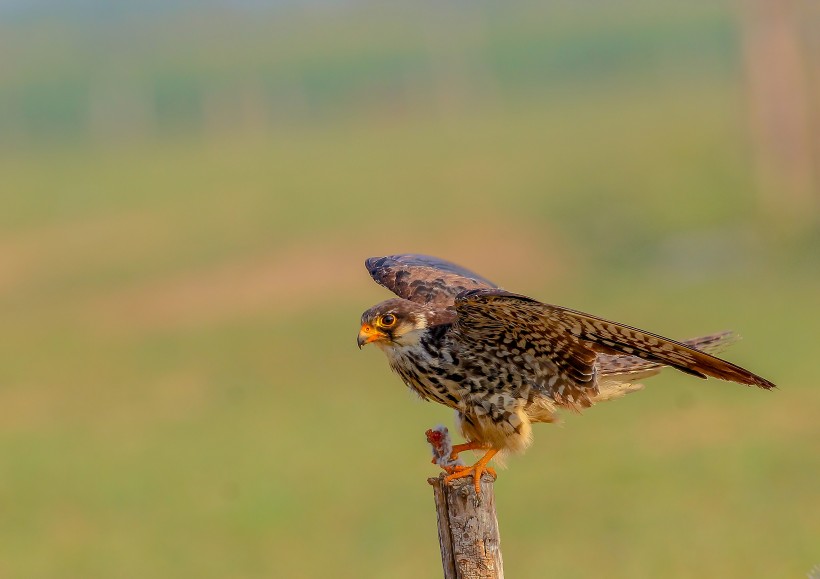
[358,254,775,493]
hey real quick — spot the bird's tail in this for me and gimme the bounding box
[594,331,740,401]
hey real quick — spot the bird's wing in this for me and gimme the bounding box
[453,289,600,409]
[453,290,775,407]
[365,254,498,307]
[598,330,740,378]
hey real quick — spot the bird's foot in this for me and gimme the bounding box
[443,449,499,494]
[439,463,474,475]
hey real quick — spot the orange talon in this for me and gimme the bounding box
[434,461,465,475]
[443,449,499,494]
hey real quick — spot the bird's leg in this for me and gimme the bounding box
[433,440,487,474]
[443,449,499,494]
[448,440,485,462]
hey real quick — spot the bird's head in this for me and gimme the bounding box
[358,298,430,349]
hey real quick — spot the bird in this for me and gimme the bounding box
[357,254,775,494]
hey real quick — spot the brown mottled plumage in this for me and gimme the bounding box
[358,254,775,493]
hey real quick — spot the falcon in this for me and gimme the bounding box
[357,254,775,493]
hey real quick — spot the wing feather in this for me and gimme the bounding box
[454,290,775,399]
[599,331,739,378]
[366,254,498,307]
[453,290,600,410]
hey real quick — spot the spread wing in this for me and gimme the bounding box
[365,254,498,307]
[453,289,774,408]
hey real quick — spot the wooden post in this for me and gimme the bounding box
[427,473,504,579]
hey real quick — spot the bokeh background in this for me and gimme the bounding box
[1,0,819,577]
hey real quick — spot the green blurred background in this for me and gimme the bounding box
[1,1,818,577]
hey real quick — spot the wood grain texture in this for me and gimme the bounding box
[428,473,504,579]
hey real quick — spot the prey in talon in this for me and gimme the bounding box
[426,425,466,472]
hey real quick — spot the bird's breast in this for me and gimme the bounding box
[384,341,464,409]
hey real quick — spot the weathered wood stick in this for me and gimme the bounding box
[428,473,504,579]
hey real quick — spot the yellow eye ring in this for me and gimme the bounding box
[380,314,396,327]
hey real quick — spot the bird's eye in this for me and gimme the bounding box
[380,314,396,327]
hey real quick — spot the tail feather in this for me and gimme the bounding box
[593,331,759,402]
[598,331,739,378]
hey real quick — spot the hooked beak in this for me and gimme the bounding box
[358,323,387,349]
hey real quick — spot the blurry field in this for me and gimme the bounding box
[1,2,819,578]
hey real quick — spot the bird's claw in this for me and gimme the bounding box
[439,464,463,475]
[443,463,497,494]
